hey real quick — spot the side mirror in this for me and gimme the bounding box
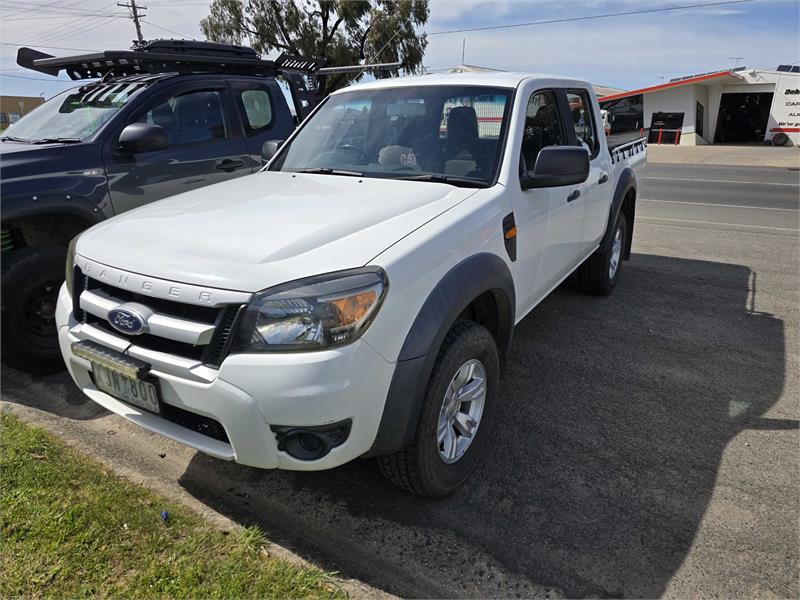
[261,139,285,163]
[118,123,168,153]
[520,146,590,190]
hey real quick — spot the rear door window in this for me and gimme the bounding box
[566,89,599,157]
[139,89,228,145]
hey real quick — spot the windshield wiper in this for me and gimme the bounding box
[31,137,81,144]
[0,136,30,143]
[295,167,363,177]
[397,173,486,188]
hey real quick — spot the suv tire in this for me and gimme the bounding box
[578,211,627,296]
[2,246,67,374]
[378,320,499,496]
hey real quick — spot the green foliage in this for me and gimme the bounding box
[201,0,429,95]
[0,413,344,599]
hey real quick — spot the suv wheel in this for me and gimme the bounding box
[578,211,628,296]
[1,246,67,374]
[378,320,499,496]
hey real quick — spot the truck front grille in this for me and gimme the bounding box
[78,274,245,368]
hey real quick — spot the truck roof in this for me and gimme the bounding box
[339,71,594,93]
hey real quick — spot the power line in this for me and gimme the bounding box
[19,2,119,46]
[140,19,191,38]
[47,15,122,45]
[427,0,755,36]
[0,42,98,51]
[0,0,121,17]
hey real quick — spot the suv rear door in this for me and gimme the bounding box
[103,79,250,214]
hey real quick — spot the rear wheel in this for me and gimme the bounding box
[378,320,499,496]
[578,211,627,296]
[1,246,67,374]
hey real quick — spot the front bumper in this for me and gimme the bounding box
[55,284,396,470]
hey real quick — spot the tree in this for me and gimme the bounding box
[201,0,429,96]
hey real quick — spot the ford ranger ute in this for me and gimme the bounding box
[56,72,646,496]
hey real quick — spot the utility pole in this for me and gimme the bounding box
[461,38,466,65]
[728,56,744,69]
[117,0,147,42]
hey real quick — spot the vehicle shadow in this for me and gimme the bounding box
[1,367,107,421]
[169,254,787,595]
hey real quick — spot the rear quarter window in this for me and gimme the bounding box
[239,89,273,135]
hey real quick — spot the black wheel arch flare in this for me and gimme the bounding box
[601,166,637,259]
[365,252,515,457]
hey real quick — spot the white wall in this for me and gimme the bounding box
[766,72,800,146]
[642,85,698,145]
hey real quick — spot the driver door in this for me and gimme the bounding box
[103,82,250,215]
[508,88,585,314]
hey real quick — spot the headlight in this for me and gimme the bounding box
[65,234,81,295]
[233,267,388,352]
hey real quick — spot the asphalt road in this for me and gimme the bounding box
[3,162,799,598]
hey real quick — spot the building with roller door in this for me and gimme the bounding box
[598,65,800,147]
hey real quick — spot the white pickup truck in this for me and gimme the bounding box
[56,72,645,496]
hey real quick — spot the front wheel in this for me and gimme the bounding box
[578,211,628,296]
[1,246,68,374]
[378,320,499,496]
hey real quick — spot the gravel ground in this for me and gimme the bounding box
[3,162,798,598]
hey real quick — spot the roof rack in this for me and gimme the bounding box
[17,40,328,118]
[17,40,324,80]
[17,39,400,119]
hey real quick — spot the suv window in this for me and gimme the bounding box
[521,90,564,171]
[238,88,273,135]
[566,89,598,157]
[139,90,227,145]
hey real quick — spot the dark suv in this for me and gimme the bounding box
[1,41,316,373]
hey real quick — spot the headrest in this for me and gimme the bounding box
[447,106,479,141]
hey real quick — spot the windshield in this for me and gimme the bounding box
[2,81,149,143]
[271,85,513,186]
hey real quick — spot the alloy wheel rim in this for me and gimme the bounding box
[609,225,623,279]
[437,358,487,464]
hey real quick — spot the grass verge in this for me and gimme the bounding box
[0,412,344,598]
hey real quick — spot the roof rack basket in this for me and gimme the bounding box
[17,39,400,119]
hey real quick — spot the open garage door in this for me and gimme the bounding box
[714,92,773,143]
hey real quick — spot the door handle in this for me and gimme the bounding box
[216,159,245,172]
[598,173,609,184]
[567,189,581,202]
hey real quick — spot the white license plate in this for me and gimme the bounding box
[92,362,160,414]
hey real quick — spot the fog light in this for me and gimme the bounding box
[271,419,352,461]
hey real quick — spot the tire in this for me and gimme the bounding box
[772,132,789,147]
[378,320,499,497]
[578,211,627,296]
[1,246,68,374]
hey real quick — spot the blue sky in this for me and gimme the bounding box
[0,0,797,99]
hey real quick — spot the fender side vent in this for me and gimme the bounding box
[502,212,517,262]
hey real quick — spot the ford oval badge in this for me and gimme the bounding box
[108,307,147,335]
